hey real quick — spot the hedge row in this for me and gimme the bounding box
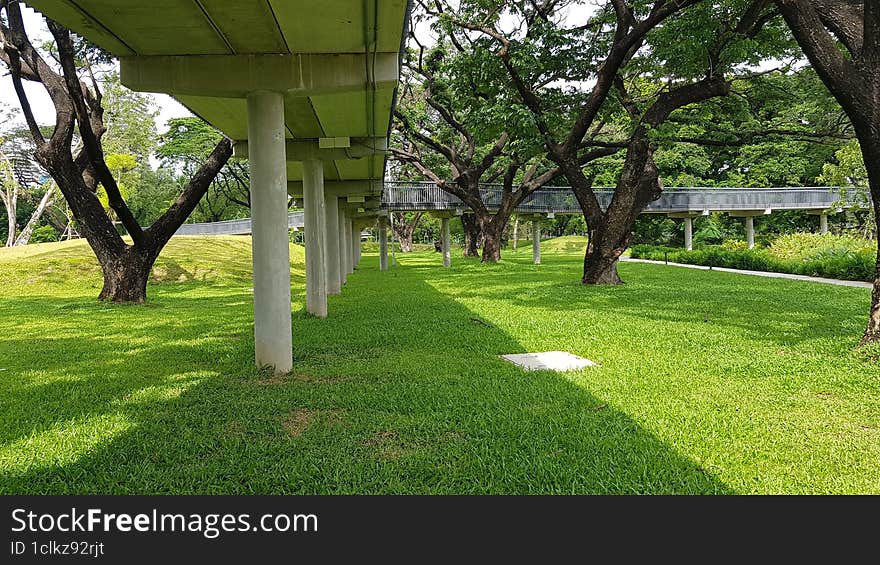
[630,244,876,282]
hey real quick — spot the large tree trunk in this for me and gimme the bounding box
[481,228,502,262]
[859,135,880,345]
[392,212,421,252]
[461,213,483,257]
[479,211,513,263]
[582,219,627,285]
[775,1,880,345]
[98,245,159,303]
[866,243,880,345]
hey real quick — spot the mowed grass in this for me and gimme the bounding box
[1,235,878,494]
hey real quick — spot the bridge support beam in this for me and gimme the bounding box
[351,222,361,269]
[247,91,292,374]
[303,159,327,318]
[379,217,389,271]
[442,217,451,268]
[338,203,349,286]
[346,217,355,274]
[730,209,771,250]
[668,211,708,252]
[324,194,341,295]
[684,217,693,251]
[807,209,832,235]
[533,220,541,265]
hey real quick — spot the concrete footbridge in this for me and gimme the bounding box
[176,182,853,252]
[381,181,855,252]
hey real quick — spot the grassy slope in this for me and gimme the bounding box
[1,235,877,494]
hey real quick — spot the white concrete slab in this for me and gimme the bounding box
[501,351,597,372]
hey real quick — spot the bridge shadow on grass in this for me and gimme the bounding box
[0,259,729,494]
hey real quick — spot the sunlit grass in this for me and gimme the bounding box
[0,235,877,494]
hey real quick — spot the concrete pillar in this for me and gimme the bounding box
[324,194,341,295]
[247,91,291,374]
[338,203,349,285]
[351,222,360,269]
[303,159,327,318]
[512,217,519,251]
[684,217,693,251]
[532,220,541,265]
[820,213,829,235]
[441,217,451,268]
[346,218,355,274]
[745,216,755,249]
[379,218,389,271]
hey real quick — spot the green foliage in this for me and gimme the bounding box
[819,142,867,189]
[694,214,726,245]
[157,117,223,164]
[721,239,749,252]
[101,74,158,161]
[632,216,678,246]
[28,225,58,244]
[1,238,877,494]
[768,233,874,261]
[156,117,250,223]
[126,168,182,225]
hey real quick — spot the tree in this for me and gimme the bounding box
[447,0,789,283]
[774,0,880,344]
[12,179,55,246]
[0,144,19,246]
[391,9,586,263]
[157,117,251,222]
[0,131,55,246]
[818,141,875,240]
[0,1,231,302]
[391,211,425,252]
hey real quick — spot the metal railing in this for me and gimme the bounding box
[173,211,304,236]
[381,181,857,214]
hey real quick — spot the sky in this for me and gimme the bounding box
[0,4,192,135]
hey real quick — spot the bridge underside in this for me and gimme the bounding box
[26,0,410,373]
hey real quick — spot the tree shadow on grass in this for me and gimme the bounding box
[429,253,869,349]
[1,260,730,494]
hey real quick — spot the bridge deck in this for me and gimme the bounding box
[380,182,856,215]
[174,184,859,236]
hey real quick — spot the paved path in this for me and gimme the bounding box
[621,257,873,289]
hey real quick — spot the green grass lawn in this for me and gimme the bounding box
[1,235,878,494]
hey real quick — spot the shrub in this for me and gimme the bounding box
[768,232,873,261]
[721,239,749,252]
[28,225,59,244]
[631,232,876,282]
